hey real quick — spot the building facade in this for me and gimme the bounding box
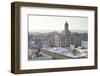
[52,21,71,48]
[64,21,71,47]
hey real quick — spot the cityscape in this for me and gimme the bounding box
[28,18,88,60]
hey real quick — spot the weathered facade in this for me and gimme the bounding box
[53,21,71,48]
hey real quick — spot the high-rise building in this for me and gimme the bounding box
[53,35,60,47]
[52,20,71,48]
[64,21,71,47]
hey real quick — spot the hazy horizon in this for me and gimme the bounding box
[29,30,88,33]
[29,15,88,33]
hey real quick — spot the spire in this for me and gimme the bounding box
[65,20,69,31]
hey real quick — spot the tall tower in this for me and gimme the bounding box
[65,21,71,47]
[65,21,69,31]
